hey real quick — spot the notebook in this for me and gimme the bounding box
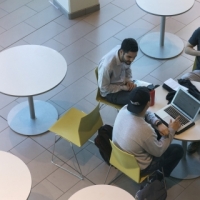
[155,88,200,134]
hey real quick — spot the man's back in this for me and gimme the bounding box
[112,106,174,170]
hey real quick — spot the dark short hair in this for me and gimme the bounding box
[120,38,138,53]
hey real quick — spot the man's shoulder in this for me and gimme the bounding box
[191,27,200,38]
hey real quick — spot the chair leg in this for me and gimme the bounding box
[104,165,111,184]
[51,135,84,180]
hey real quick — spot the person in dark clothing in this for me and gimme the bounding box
[185,27,200,154]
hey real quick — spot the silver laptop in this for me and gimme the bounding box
[155,88,200,134]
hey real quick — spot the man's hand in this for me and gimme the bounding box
[157,123,169,137]
[169,116,181,131]
[126,81,136,91]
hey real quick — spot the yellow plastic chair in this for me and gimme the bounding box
[192,57,197,71]
[95,68,123,110]
[105,141,166,197]
[49,103,103,180]
[105,140,149,184]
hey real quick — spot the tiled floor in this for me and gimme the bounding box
[0,0,200,199]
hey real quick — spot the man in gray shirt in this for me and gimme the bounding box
[112,87,183,177]
[98,38,138,105]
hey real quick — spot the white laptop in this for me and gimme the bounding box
[155,88,200,134]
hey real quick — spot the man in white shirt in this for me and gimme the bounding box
[98,38,138,105]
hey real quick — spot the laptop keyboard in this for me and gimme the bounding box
[164,106,189,126]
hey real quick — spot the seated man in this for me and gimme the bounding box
[112,87,184,177]
[185,27,200,70]
[184,27,200,154]
[98,38,138,105]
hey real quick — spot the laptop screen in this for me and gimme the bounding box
[173,89,200,119]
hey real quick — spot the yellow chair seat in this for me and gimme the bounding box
[95,68,123,110]
[105,140,150,184]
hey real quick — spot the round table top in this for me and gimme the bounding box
[69,185,135,200]
[136,0,194,16]
[148,82,200,141]
[0,151,32,200]
[0,45,67,97]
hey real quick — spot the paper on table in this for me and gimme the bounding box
[134,80,151,87]
[164,78,188,91]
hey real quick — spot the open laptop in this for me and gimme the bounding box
[155,88,200,134]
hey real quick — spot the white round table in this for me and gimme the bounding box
[136,0,194,59]
[68,185,135,200]
[0,151,32,200]
[0,45,67,135]
[149,82,200,179]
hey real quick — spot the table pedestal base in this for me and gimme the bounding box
[8,100,58,135]
[170,150,200,179]
[139,32,184,59]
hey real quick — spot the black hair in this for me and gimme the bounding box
[120,38,138,53]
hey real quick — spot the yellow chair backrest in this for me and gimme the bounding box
[192,57,197,71]
[110,140,141,183]
[78,104,103,146]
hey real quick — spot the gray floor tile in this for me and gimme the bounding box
[0,93,17,109]
[131,55,163,80]
[27,150,63,188]
[112,0,136,10]
[86,162,120,184]
[25,6,62,29]
[172,1,200,25]
[57,179,93,200]
[83,4,123,27]
[142,13,161,26]
[114,19,155,41]
[0,127,27,151]
[54,15,81,29]
[0,0,32,13]
[10,138,46,164]
[59,38,96,65]
[150,17,185,34]
[0,6,36,30]
[42,39,66,52]
[0,101,18,119]
[113,4,146,26]
[54,21,95,46]
[175,179,200,200]
[7,39,29,48]
[0,22,35,48]
[61,57,96,87]
[50,77,97,110]
[99,0,113,8]
[23,21,65,45]
[84,20,125,45]
[84,68,97,85]
[47,164,81,192]
[67,149,103,176]
[84,37,121,64]
[0,7,8,18]
[150,56,193,81]
[176,17,200,41]
[28,179,63,200]
[27,0,51,12]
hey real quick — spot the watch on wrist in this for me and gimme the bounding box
[156,121,162,127]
